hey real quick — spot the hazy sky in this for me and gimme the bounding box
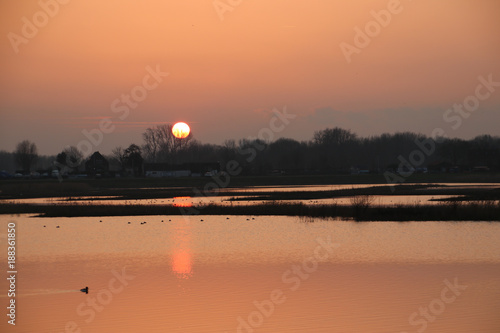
[1,0,499,155]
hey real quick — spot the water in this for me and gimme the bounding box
[4,183,497,207]
[1,214,499,332]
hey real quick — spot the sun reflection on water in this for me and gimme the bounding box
[171,217,193,279]
[172,196,193,208]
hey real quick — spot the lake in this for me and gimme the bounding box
[5,183,499,208]
[1,213,499,332]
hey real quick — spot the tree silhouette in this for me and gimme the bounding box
[142,124,193,162]
[123,144,143,176]
[14,140,38,173]
[55,146,83,174]
[111,146,126,172]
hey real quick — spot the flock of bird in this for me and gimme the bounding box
[43,216,256,228]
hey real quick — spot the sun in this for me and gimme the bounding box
[172,122,190,139]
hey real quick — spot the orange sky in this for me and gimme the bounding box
[0,0,499,155]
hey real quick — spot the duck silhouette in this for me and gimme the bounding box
[80,287,88,294]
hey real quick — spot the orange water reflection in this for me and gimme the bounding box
[172,196,192,207]
[1,215,500,332]
[171,217,193,279]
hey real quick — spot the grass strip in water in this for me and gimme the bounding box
[1,200,499,221]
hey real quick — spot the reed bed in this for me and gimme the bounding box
[1,199,499,221]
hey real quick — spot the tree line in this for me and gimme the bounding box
[1,126,499,177]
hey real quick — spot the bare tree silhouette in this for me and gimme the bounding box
[14,140,38,172]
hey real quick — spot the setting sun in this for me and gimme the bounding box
[1,1,499,332]
[172,122,190,139]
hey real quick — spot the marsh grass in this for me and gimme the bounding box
[1,199,499,221]
[349,195,375,218]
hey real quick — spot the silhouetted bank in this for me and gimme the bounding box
[1,200,499,221]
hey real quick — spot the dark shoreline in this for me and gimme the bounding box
[2,200,499,221]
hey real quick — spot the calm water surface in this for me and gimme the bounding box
[5,183,498,207]
[1,214,499,332]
